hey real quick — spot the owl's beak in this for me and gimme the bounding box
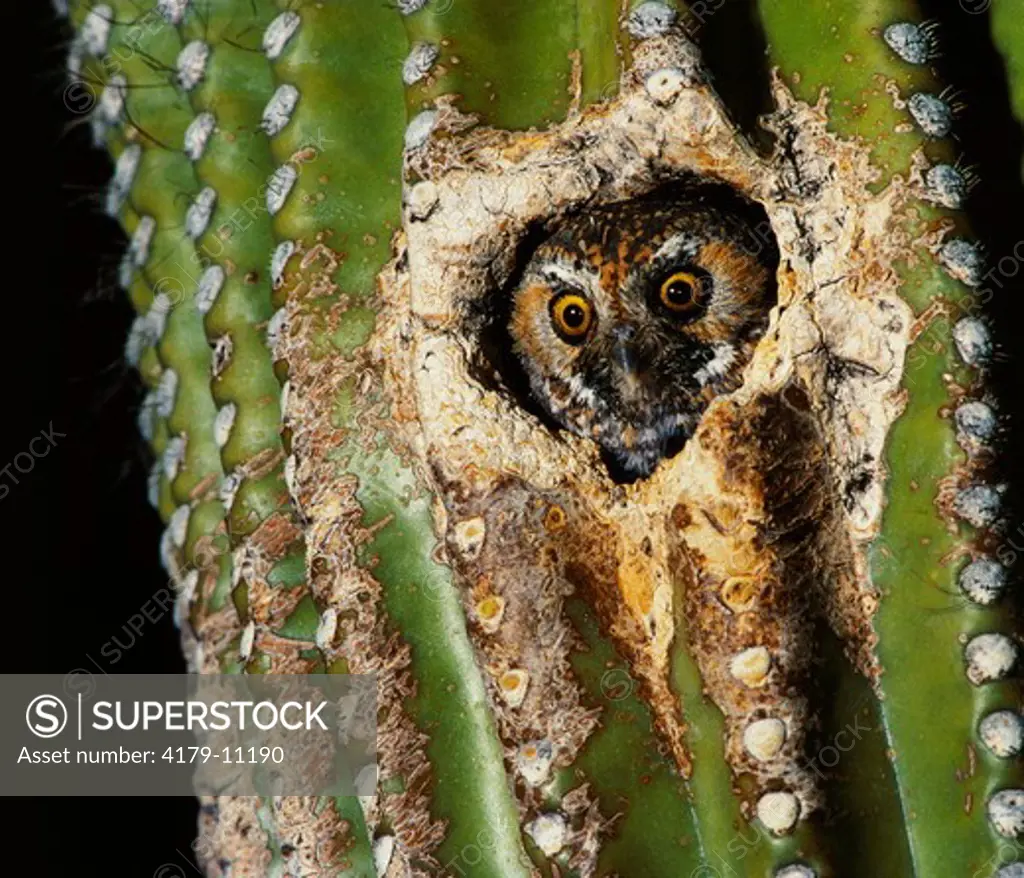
[611,325,643,397]
[611,325,637,372]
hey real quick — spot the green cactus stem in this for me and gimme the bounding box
[62,0,1022,875]
[992,0,1024,129]
[760,3,1023,875]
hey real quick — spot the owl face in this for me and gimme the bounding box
[509,189,776,478]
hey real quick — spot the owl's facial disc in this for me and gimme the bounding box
[570,306,729,477]
[505,184,778,481]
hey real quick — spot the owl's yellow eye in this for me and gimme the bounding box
[658,271,708,315]
[550,293,594,344]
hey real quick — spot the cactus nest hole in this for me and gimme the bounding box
[467,176,780,483]
[377,29,920,824]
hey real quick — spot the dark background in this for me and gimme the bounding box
[9,1,1023,875]
[8,5,197,876]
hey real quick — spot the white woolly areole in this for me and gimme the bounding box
[729,646,772,687]
[239,621,256,660]
[356,765,378,813]
[147,461,162,509]
[185,186,217,239]
[129,215,156,268]
[162,435,186,480]
[184,112,216,161]
[965,633,1018,686]
[186,640,204,674]
[195,265,225,315]
[952,316,992,366]
[775,866,816,878]
[159,525,177,575]
[939,237,984,287]
[98,74,126,123]
[997,863,1024,877]
[405,181,439,221]
[219,471,243,510]
[515,739,554,787]
[107,144,141,216]
[279,381,292,424]
[267,308,289,354]
[283,455,300,508]
[497,669,529,707]
[908,92,953,138]
[137,391,158,441]
[404,111,437,151]
[90,114,109,149]
[315,608,338,650]
[81,5,112,55]
[644,65,700,105]
[979,710,1024,758]
[146,293,172,342]
[169,504,191,549]
[372,835,395,877]
[627,2,677,39]
[67,38,84,77]
[959,557,1008,605]
[925,164,967,210]
[214,403,236,448]
[266,164,297,215]
[524,813,568,856]
[988,789,1024,839]
[402,42,440,86]
[451,517,486,560]
[955,400,996,445]
[756,791,800,835]
[121,219,155,290]
[172,569,198,629]
[176,41,210,91]
[271,241,295,289]
[883,22,935,65]
[743,718,787,761]
[261,84,300,137]
[263,12,301,60]
[124,316,151,367]
[212,335,233,378]
[157,0,189,24]
[954,483,1003,529]
[156,368,178,418]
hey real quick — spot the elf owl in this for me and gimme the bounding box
[509,186,777,478]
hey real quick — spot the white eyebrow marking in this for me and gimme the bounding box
[540,260,596,289]
[652,232,702,264]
